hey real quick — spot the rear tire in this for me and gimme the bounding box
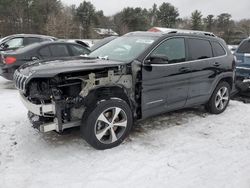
[206,81,230,114]
[81,98,133,150]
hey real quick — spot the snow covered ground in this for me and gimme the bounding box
[0,76,250,188]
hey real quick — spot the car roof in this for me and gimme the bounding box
[125,31,164,37]
[5,41,87,54]
[126,31,218,39]
[1,34,57,40]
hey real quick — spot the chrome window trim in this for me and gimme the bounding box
[142,36,228,67]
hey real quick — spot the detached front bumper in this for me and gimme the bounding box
[19,93,80,132]
[20,93,55,116]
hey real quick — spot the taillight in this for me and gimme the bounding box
[4,56,17,65]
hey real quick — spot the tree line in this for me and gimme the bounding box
[0,0,249,44]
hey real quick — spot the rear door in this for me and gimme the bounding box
[186,38,219,105]
[141,37,190,118]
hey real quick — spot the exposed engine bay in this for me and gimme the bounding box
[18,68,134,133]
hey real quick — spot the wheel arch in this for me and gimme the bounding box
[84,85,134,110]
[220,77,233,90]
[209,72,234,96]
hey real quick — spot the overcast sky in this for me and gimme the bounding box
[61,0,250,20]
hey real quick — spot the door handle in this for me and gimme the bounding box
[179,67,190,73]
[213,62,221,67]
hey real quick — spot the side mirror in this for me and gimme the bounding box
[0,43,8,49]
[145,54,169,64]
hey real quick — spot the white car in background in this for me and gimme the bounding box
[228,45,238,54]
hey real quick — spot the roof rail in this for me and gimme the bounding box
[148,27,216,37]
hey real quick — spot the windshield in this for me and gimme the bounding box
[88,35,158,62]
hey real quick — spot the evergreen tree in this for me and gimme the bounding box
[191,10,203,30]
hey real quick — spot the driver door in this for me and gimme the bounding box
[141,37,190,118]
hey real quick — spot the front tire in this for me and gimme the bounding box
[206,81,230,114]
[81,98,133,150]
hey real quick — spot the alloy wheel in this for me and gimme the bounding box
[94,107,128,144]
[215,86,229,110]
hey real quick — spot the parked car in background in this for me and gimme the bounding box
[0,41,90,80]
[235,38,250,92]
[228,45,238,54]
[0,34,57,52]
[14,30,234,149]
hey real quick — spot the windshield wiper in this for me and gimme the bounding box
[82,54,109,60]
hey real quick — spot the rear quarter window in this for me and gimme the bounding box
[188,38,213,60]
[211,42,226,57]
[69,44,90,56]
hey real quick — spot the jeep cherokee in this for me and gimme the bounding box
[14,30,235,150]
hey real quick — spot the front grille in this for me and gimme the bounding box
[13,71,28,92]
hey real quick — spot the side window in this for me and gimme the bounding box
[39,46,51,58]
[188,38,213,60]
[49,44,69,57]
[151,38,186,64]
[212,42,226,57]
[69,45,90,56]
[26,37,41,45]
[5,38,24,49]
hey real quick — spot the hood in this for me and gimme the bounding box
[17,57,127,78]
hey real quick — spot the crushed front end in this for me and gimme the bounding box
[14,63,133,133]
[14,70,85,132]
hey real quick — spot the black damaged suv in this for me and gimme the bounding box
[14,30,235,149]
